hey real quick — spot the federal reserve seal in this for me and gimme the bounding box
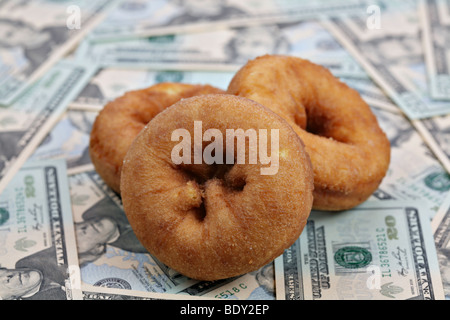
[334,246,372,269]
[424,171,450,192]
[94,278,132,290]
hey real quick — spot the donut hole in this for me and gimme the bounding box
[304,107,347,142]
[178,164,213,186]
[176,163,247,223]
[192,201,207,222]
[224,173,246,192]
[178,163,247,193]
[305,111,329,137]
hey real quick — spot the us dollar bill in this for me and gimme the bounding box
[342,77,398,113]
[178,262,275,300]
[369,106,449,219]
[81,284,213,300]
[275,201,445,300]
[67,66,392,120]
[68,67,373,113]
[88,0,370,42]
[69,68,236,112]
[31,110,97,175]
[322,0,450,119]
[413,115,450,175]
[68,170,198,294]
[342,36,450,177]
[0,159,82,300]
[432,193,450,299]
[0,0,114,106]
[420,0,450,100]
[77,20,365,78]
[0,60,97,196]
[383,55,450,174]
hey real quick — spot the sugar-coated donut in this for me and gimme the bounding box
[227,55,390,211]
[120,94,314,280]
[89,82,225,194]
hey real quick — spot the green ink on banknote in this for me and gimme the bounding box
[25,175,35,198]
[148,35,175,43]
[380,282,404,299]
[0,207,9,226]
[14,237,37,252]
[155,71,184,83]
[334,246,372,269]
[424,171,450,192]
[385,215,398,240]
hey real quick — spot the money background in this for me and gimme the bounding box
[0,0,449,300]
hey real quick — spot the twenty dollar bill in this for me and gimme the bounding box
[0,0,113,105]
[432,193,450,299]
[275,201,445,300]
[89,0,370,41]
[421,0,450,100]
[323,0,450,119]
[0,159,81,300]
[0,60,97,195]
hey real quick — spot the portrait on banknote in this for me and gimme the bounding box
[167,0,246,25]
[75,82,104,108]
[0,246,69,300]
[70,171,148,266]
[421,116,450,161]
[0,132,23,179]
[372,107,415,149]
[31,110,97,175]
[0,17,66,79]
[69,171,194,293]
[0,161,81,300]
[224,25,290,63]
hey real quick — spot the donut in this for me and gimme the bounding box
[120,94,314,280]
[89,82,225,194]
[227,55,390,211]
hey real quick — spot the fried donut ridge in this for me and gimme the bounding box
[120,94,314,280]
[89,82,225,193]
[228,55,390,211]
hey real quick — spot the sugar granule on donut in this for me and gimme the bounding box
[120,94,314,281]
[89,82,225,194]
[227,54,391,211]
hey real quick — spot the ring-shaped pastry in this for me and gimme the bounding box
[120,94,314,280]
[227,55,390,210]
[89,82,225,193]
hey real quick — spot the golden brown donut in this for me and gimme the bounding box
[89,82,225,194]
[227,55,390,211]
[120,94,314,280]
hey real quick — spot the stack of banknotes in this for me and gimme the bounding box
[0,0,449,300]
